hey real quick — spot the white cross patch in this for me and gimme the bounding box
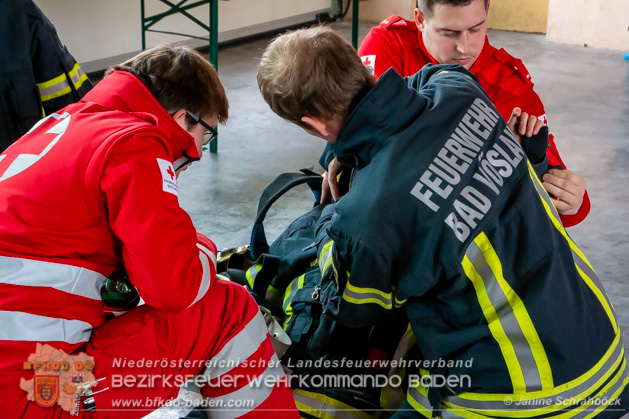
[361,55,376,76]
[156,158,178,197]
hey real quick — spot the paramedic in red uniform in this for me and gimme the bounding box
[326,0,588,227]
[0,45,298,418]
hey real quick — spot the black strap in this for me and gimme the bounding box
[250,169,322,259]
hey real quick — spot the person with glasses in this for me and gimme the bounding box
[0,45,298,417]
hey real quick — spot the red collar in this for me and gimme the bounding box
[81,71,199,163]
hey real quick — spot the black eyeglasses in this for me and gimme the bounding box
[186,111,218,145]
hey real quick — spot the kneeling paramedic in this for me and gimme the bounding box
[257,26,628,418]
[0,45,298,418]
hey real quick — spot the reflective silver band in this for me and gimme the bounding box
[294,389,372,419]
[527,164,617,324]
[202,309,268,380]
[465,241,542,391]
[0,255,105,300]
[283,274,302,312]
[205,354,285,419]
[189,244,216,307]
[0,310,92,344]
[343,285,393,308]
[447,336,625,412]
[38,66,88,101]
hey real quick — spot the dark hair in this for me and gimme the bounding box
[257,26,374,129]
[105,45,228,126]
[418,0,488,17]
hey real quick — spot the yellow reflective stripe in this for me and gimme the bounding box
[38,63,89,102]
[526,163,618,334]
[446,335,625,417]
[283,274,304,311]
[444,357,628,418]
[266,284,282,301]
[462,252,526,392]
[381,323,415,410]
[394,296,407,308]
[37,71,69,89]
[574,264,618,332]
[342,294,392,309]
[478,233,553,390]
[345,281,391,300]
[282,274,305,329]
[581,359,629,418]
[342,281,393,310]
[406,385,433,418]
[293,389,372,419]
[245,263,262,289]
[318,240,336,279]
[282,278,295,310]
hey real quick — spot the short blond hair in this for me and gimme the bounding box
[257,26,373,129]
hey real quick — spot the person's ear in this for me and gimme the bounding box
[171,109,191,131]
[301,116,330,137]
[414,8,426,32]
[485,0,491,15]
[171,109,187,121]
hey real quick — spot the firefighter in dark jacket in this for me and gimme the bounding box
[257,26,629,418]
[0,0,92,152]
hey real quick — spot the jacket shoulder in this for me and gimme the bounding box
[490,47,534,86]
[376,15,418,33]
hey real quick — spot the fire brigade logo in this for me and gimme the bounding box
[34,376,59,407]
[20,343,97,415]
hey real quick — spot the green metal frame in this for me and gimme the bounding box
[141,0,220,153]
[140,0,357,151]
[352,0,359,49]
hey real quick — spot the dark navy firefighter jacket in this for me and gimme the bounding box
[314,64,627,416]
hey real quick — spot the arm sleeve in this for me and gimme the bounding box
[27,3,93,115]
[100,135,217,311]
[315,210,396,328]
[358,25,405,78]
[519,87,591,226]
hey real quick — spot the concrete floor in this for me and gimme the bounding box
[153,20,629,417]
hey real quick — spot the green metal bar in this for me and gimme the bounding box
[209,0,219,153]
[141,0,146,50]
[145,0,210,32]
[145,29,210,41]
[352,0,359,49]
[140,0,220,152]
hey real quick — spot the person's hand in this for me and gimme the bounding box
[507,107,544,143]
[542,169,586,216]
[175,163,191,178]
[321,157,342,204]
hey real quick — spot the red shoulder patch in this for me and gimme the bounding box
[381,15,404,27]
[493,48,533,85]
[380,15,416,31]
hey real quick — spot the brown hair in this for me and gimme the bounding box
[417,0,488,17]
[105,45,228,126]
[257,26,374,130]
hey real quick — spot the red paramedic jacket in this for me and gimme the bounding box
[0,71,217,382]
[358,15,589,227]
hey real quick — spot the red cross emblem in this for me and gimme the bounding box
[166,165,175,180]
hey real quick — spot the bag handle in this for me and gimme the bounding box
[250,169,323,259]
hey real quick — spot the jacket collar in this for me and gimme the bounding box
[417,31,492,74]
[334,69,427,169]
[81,71,199,166]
